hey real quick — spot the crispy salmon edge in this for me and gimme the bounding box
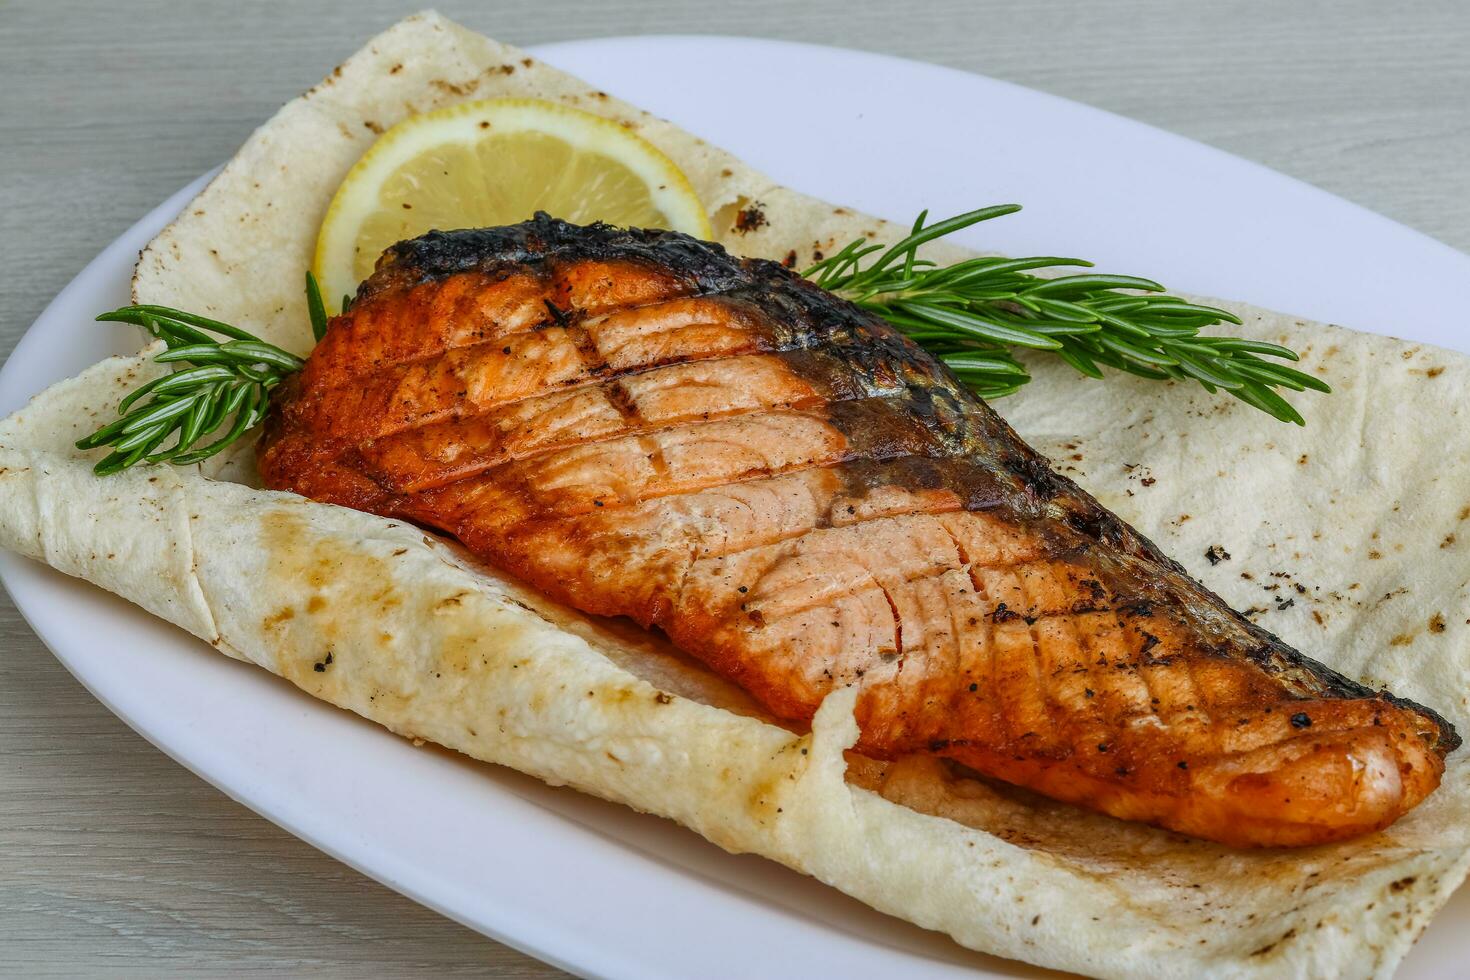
[0,12,1467,979]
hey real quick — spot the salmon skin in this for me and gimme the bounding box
[261,213,1458,847]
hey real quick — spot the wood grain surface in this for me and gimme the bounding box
[2,1,1467,975]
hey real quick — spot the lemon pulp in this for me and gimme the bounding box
[314,98,711,310]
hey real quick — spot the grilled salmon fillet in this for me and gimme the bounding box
[260,213,1458,847]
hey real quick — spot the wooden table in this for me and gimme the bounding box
[2,1,1466,974]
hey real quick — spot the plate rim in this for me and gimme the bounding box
[2,33,1467,980]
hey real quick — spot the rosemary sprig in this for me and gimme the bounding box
[809,206,1329,424]
[75,277,324,475]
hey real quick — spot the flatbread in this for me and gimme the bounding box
[1,11,1467,977]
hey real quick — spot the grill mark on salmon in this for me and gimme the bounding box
[303,293,746,409]
[260,213,1459,848]
[449,465,996,623]
[289,288,925,450]
[400,395,993,539]
[357,351,873,494]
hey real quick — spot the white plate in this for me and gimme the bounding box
[1,36,1467,979]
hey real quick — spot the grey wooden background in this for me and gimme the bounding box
[2,0,1467,975]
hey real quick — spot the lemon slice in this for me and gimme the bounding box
[314,98,712,309]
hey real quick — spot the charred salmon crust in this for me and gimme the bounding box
[260,213,1458,847]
